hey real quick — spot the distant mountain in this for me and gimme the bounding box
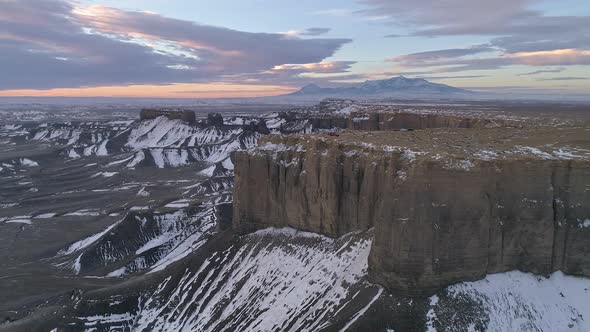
[284,76,473,100]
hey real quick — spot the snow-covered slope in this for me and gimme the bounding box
[429,271,590,331]
[1,113,310,169]
[54,205,219,277]
[28,112,313,279]
[68,229,382,331]
[61,229,590,332]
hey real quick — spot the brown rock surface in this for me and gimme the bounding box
[310,111,521,131]
[140,109,196,124]
[233,124,590,296]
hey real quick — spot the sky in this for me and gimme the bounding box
[0,0,589,98]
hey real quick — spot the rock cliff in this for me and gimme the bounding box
[309,110,520,131]
[233,126,590,296]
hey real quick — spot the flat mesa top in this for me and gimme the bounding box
[258,125,590,162]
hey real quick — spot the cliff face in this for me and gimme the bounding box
[233,129,590,296]
[308,111,520,131]
[232,135,395,236]
[369,158,590,295]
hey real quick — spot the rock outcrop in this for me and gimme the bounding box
[207,113,224,127]
[140,109,196,124]
[242,119,271,135]
[233,126,590,296]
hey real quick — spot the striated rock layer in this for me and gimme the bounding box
[309,110,521,131]
[233,126,590,296]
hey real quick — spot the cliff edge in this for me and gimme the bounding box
[233,121,590,295]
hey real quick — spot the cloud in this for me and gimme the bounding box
[282,27,331,37]
[505,49,590,66]
[389,49,590,73]
[517,68,566,76]
[301,28,331,36]
[417,75,490,80]
[272,61,355,73]
[536,77,590,81]
[358,0,535,32]
[219,61,357,87]
[313,9,354,17]
[0,0,351,90]
[388,45,494,63]
[0,0,198,89]
[485,16,590,53]
[466,85,590,96]
[75,5,351,75]
[362,1,590,85]
[359,0,590,54]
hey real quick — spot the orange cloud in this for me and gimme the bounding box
[274,62,339,71]
[271,61,355,74]
[507,49,590,66]
[0,83,297,98]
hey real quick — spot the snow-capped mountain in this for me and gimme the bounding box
[284,76,473,100]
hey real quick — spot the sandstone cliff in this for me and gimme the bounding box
[233,127,590,295]
[309,111,520,131]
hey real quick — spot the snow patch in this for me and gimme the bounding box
[20,158,39,167]
[221,157,234,170]
[5,219,32,225]
[68,149,80,159]
[106,267,127,277]
[512,146,554,160]
[253,227,331,240]
[474,150,499,160]
[438,271,590,332]
[35,213,57,219]
[199,164,216,177]
[65,209,101,216]
[165,199,190,208]
[444,159,475,171]
[425,295,439,332]
[91,172,118,178]
[136,186,150,197]
[340,288,384,332]
[59,218,123,256]
[127,150,145,168]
